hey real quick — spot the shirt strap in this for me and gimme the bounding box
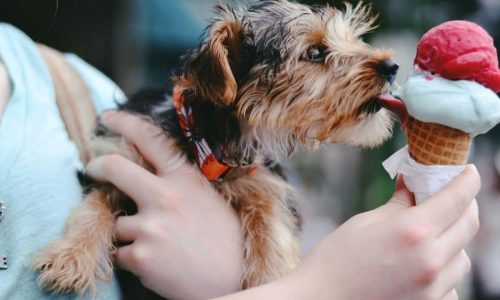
[37,44,96,164]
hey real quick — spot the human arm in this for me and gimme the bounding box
[87,111,480,300]
[213,165,479,300]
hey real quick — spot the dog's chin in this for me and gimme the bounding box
[328,109,394,148]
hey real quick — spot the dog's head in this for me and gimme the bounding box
[174,0,397,159]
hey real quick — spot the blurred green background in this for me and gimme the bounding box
[1,0,499,299]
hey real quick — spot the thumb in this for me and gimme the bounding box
[387,174,415,208]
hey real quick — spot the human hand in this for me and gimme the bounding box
[290,166,480,300]
[86,111,244,300]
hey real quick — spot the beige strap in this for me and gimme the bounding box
[37,44,97,164]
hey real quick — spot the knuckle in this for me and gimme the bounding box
[139,219,160,237]
[157,188,183,212]
[418,265,439,285]
[130,247,155,275]
[399,224,429,246]
[129,246,149,268]
[417,255,442,284]
[166,197,182,212]
[150,185,170,202]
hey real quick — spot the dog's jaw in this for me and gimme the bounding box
[238,107,394,161]
[327,109,394,148]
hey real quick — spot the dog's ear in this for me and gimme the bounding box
[181,5,247,106]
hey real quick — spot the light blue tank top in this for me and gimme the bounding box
[0,23,124,299]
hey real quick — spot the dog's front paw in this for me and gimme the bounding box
[32,237,114,296]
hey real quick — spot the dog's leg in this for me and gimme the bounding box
[33,187,120,296]
[223,171,301,288]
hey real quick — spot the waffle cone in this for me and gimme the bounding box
[406,117,471,165]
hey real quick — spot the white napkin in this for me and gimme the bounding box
[382,146,465,204]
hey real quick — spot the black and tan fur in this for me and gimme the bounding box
[33,0,397,296]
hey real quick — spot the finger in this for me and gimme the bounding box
[438,199,479,262]
[115,244,137,274]
[415,165,481,235]
[431,250,470,300]
[115,215,141,243]
[383,175,416,216]
[441,289,458,300]
[86,154,162,210]
[101,111,181,173]
[388,174,416,208]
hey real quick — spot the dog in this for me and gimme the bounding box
[33,0,397,296]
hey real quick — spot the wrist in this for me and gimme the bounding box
[211,263,343,300]
[211,271,312,300]
[269,272,309,300]
[277,266,341,300]
[289,247,345,300]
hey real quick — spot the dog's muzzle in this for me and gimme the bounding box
[377,60,399,84]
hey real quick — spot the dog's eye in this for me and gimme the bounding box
[306,46,326,63]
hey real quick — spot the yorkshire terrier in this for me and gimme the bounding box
[33,0,398,296]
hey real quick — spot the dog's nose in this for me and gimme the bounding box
[377,60,399,84]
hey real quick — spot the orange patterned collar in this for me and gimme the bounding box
[173,87,234,181]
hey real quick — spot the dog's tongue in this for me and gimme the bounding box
[378,94,409,127]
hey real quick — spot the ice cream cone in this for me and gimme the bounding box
[405,117,472,165]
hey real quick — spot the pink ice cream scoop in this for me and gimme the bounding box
[415,20,500,92]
